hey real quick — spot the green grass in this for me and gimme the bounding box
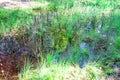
[19,61,104,80]
[0,0,120,80]
[18,60,31,80]
[18,0,120,79]
[0,8,33,34]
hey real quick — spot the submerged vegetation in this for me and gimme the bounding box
[0,0,120,80]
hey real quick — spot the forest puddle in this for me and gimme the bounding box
[0,0,120,79]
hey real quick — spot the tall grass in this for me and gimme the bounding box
[0,0,120,80]
[18,59,31,80]
[0,8,33,34]
[19,60,104,80]
[18,0,120,79]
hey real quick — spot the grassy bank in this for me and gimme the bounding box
[0,0,120,80]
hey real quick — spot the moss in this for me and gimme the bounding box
[46,28,68,52]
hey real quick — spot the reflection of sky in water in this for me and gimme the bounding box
[79,42,88,68]
[45,36,51,48]
[86,21,91,30]
[97,23,102,33]
[80,42,86,49]
[79,42,94,68]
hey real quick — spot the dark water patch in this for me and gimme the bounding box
[97,22,102,33]
[0,36,36,79]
